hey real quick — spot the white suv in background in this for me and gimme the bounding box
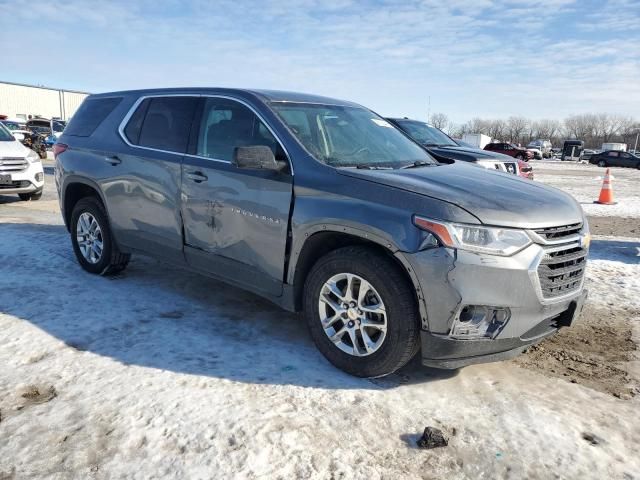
[0,122,44,201]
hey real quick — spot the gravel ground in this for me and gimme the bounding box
[1,158,638,479]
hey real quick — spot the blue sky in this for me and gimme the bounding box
[2,0,639,123]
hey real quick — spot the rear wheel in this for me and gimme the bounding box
[70,197,130,275]
[598,160,607,168]
[303,246,420,378]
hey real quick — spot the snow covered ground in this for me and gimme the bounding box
[533,160,640,218]
[0,161,639,479]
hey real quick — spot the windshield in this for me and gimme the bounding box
[1,121,23,131]
[395,120,458,147]
[271,103,435,168]
[52,121,65,133]
[0,123,16,141]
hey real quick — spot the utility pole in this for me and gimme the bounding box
[634,131,639,152]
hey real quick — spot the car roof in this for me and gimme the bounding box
[90,87,361,107]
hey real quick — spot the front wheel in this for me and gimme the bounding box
[598,160,607,168]
[18,190,42,201]
[70,197,131,275]
[303,246,420,378]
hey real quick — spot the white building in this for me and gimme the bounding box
[0,80,90,121]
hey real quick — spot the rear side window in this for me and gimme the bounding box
[123,98,150,145]
[64,97,122,137]
[135,97,198,153]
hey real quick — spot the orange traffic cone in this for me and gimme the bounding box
[595,168,617,205]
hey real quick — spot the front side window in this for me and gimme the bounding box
[271,103,434,168]
[137,97,198,153]
[196,97,284,162]
[395,120,458,147]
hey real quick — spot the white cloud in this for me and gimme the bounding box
[0,0,638,122]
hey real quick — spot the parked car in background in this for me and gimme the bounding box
[0,120,48,159]
[526,145,543,160]
[0,122,44,200]
[589,150,640,169]
[484,142,533,160]
[551,147,562,159]
[580,149,597,161]
[561,140,584,161]
[527,139,552,158]
[387,118,530,178]
[55,88,587,377]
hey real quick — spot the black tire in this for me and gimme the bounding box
[636,162,640,170]
[303,246,420,378]
[598,160,606,168]
[70,197,130,275]
[18,190,42,201]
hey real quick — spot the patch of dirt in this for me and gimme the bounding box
[588,216,639,237]
[17,385,57,409]
[514,304,638,399]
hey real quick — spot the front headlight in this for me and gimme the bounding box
[26,149,41,163]
[581,215,591,249]
[413,216,532,256]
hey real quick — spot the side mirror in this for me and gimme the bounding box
[232,145,283,171]
[12,133,25,141]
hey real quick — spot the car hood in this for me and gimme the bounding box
[0,139,31,157]
[338,162,583,228]
[427,145,516,162]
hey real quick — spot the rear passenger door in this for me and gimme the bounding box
[112,95,198,261]
[180,96,293,296]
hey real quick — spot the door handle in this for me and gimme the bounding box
[186,171,208,183]
[104,155,121,166]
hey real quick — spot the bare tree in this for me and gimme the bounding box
[430,112,449,130]
[436,112,638,149]
[506,116,529,145]
[487,119,506,141]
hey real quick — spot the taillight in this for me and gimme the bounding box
[53,143,68,159]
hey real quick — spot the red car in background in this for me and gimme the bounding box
[484,142,534,160]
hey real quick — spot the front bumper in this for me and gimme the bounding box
[420,289,587,368]
[0,161,44,194]
[401,241,588,369]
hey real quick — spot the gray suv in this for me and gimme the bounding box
[55,88,589,377]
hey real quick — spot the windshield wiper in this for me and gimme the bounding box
[401,160,435,169]
[356,164,393,170]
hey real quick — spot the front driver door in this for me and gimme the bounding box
[180,96,293,296]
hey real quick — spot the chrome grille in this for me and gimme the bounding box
[538,244,587,298]
[0,157,28,173]
[534,223,582,241]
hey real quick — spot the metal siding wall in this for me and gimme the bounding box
[62,92,88,119]
[0,82,89,120]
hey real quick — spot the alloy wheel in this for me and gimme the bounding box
[318,273,387,356]
[76,212,104,264]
